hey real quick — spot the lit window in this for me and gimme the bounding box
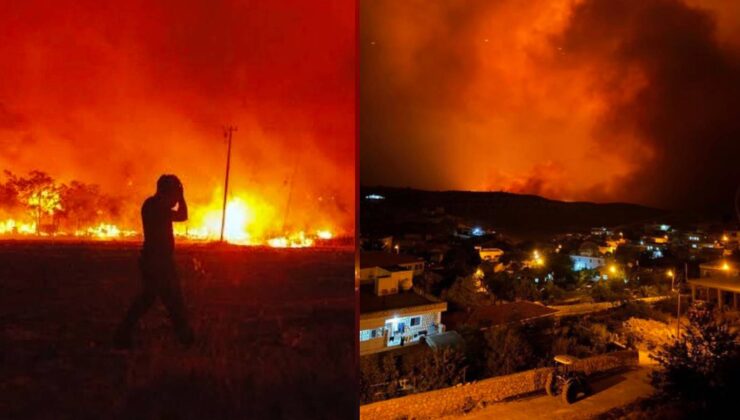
[410,317,421,327]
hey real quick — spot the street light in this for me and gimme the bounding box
[666,269,675,290]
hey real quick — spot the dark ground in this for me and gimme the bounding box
[0,240,356,420]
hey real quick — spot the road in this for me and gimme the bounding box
[443,368,654,420]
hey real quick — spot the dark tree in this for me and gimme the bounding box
[484,323,535,376]
[650,303,739,414]
[484,271,516,303]
[547,251,577,289]
[405,347,467,393]
[443,243,482,278]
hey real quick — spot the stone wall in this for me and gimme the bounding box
[551,295,670,317]
[359,350,638,420]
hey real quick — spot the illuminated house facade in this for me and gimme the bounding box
[475,246,504,262]
[360,290,447,355]
[570,254,606,271]
[689,260,740,310]
[359,252,446,355]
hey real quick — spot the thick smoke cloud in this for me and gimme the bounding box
[361,0,740,213]
[0,0,354,232]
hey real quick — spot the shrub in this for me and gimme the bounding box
[405,347,467,393]
[650,303,740,414]
[484,323,536,376]
[360,353,401,403]
[615,300,669,323]
[541,282,565,304]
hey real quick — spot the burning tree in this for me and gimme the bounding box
[1,170,126,237]
[4,170,62,234]
[59,181,122,232]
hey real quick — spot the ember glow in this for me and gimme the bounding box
[0,1,354,243]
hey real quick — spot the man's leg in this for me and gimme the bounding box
[160,264,194,346]
[114,260,157,348]
[114,287,156,348]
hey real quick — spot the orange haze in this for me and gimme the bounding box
[361,0,740,212]
[0,1,355,240]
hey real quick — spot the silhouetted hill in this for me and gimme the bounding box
[361,186,667,236]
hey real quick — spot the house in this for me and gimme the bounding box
[359,266,447,355]
[569,240,607,271]
[359,251,425,283]
[590,227,614,237]
[577,241,601,257]
[721,230,739,250]
[475,246,504,262]
[688,259,740,310]
[570,254,606,271]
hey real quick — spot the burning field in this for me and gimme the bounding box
[0,2,356,416]
[0,169,350,248]
[0,0,355,247]
[0,241,355,419]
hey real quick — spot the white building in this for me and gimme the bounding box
[689,259,740,310]
[359,251,425,283]
[359,254,446,355]
[570,254,606,271]
[475,246,504,262]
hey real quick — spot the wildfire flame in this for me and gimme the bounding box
[176,188,334,247]
[1,177,338,247]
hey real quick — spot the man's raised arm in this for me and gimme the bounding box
[172,185,188,222]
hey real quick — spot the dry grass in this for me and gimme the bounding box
[0,241,355,419]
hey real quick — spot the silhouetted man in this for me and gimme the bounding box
[115,174,194,348]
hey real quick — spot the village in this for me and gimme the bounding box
[359,191,740,418]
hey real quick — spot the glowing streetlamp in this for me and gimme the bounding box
[532,250,544,267]
[722,261,730,271]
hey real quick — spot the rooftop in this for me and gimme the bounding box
[383,264,410,272]
[425,331,464,350]
[360,284,444,314]
[360,251,423,269]
[688,277,740,293]
[700,259,738,270]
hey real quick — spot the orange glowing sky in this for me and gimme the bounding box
[0,0,354,234]
[361,0,740,212]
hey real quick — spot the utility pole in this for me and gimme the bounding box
[220,126,237,242]
[281,152,300,234]
[677,262,688,339]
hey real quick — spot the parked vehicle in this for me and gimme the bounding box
[545,355,591,404]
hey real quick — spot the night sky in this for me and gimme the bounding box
[0,0,355,231]
[361,0,740,213]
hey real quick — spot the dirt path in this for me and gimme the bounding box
[443,368,655,420]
